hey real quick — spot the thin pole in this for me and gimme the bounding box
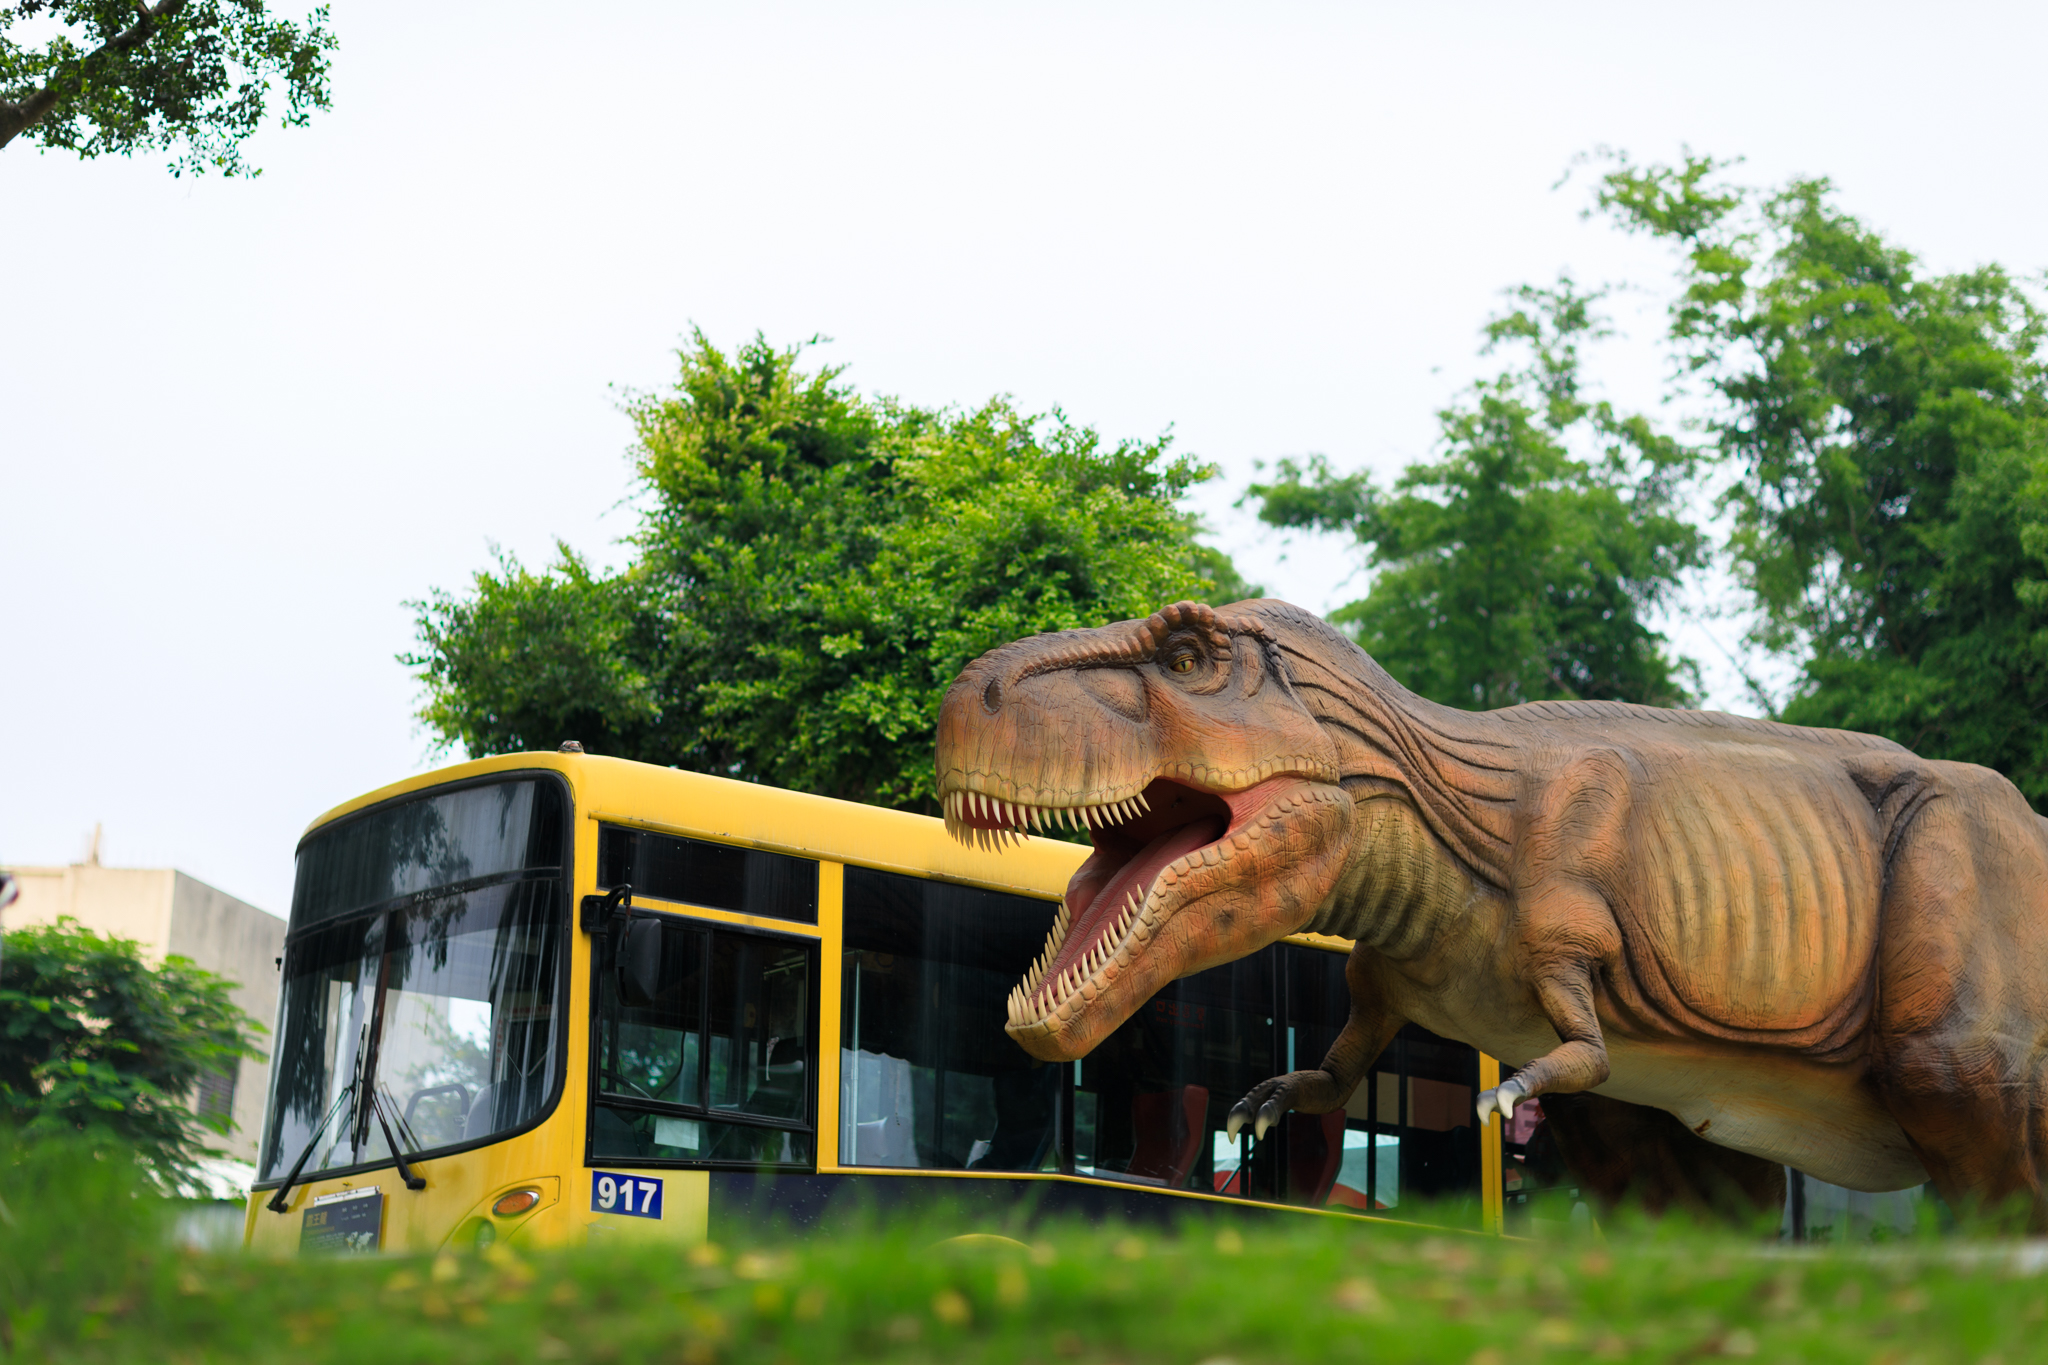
[1365,1060,1378,1210]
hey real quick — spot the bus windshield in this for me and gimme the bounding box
[258,776,568,1184]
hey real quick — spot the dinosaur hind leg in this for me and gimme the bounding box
[1535,1091,1787,1227]
[1863,763,2048,1231]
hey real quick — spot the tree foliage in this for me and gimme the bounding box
[1596,154,2048,804]
[0,0,335,176]
[0,918,264,1190]
[1251,280,1705,710]
[408,333,1252,810]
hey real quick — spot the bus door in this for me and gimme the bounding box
[585,825,822,1212]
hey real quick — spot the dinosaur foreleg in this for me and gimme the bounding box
[1227,950,1401,1141]
[1480,750,1629,1126]
[1476,966,1613,1125]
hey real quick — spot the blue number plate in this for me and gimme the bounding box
[590,1171,664,1219]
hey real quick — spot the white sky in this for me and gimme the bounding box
[4,1,2044,916]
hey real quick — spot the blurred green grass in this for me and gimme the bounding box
[3,1139,2043,1364]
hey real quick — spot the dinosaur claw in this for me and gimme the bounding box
[1254,1098,1285,1142]
[1475,1080,1529,1126]
[1226,1107,1246,1142]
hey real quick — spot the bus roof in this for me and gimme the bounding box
[303,751,1354,952]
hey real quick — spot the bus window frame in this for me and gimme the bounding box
[250,768,576,1193]
[594,823,821,925]
[583,907,823,1172]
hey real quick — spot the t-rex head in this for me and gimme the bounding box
[935,599,1357,1061]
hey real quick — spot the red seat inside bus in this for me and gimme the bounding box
[1128,1085,1208,1186]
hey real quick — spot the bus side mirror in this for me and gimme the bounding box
[581,885,658,1008]
[580,885,633,935]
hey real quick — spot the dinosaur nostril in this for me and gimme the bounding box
[982,678,1003,713]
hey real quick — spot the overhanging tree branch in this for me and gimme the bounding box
[0,0,187,150]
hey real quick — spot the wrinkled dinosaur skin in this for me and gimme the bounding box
[934,599,2048,1222]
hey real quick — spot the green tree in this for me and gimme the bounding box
[1250,280,1705,710]
[0,1,335,176]
[408,332,1253,810]
[1596,154,2048,804]
[0,918,264,1191]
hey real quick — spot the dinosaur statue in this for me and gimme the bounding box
[933,598,2048,1223]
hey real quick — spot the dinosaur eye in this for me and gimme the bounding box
[1170,654,1196,674]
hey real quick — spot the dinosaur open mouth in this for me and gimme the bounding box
[943,774,1309,1027]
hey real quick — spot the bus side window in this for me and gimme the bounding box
[590,915,816,1170]
[1077,953,1278,1196]
[597,826,818,925]
[840,869,1063,1173]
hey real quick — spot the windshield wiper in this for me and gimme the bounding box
[266,1081,356,1213]
[367,1086,428,1192]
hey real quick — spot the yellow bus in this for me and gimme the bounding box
[244,749,1507,1255]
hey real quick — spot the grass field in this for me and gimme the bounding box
[2,1143,2041,1364]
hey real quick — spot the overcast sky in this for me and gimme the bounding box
[5,1,2044,917]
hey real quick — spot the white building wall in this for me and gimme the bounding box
[166,872,286,1167]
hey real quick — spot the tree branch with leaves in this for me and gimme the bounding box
[1249,277,1707,711]
[0,0,335,176]
[1592,151,2048,805]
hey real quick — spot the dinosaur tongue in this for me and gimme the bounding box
[1035,775,1312,996]
[1055,813,1226,978]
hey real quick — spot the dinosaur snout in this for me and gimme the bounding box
[937,657,1157,810]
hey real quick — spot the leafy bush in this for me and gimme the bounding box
[0,919,264,1191]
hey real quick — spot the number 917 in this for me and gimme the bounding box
[590,1171,663,1219]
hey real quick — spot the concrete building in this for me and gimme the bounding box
[1,845,284,1189]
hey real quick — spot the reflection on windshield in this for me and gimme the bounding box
[291,779,562,928]
[262,873,564,1180]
